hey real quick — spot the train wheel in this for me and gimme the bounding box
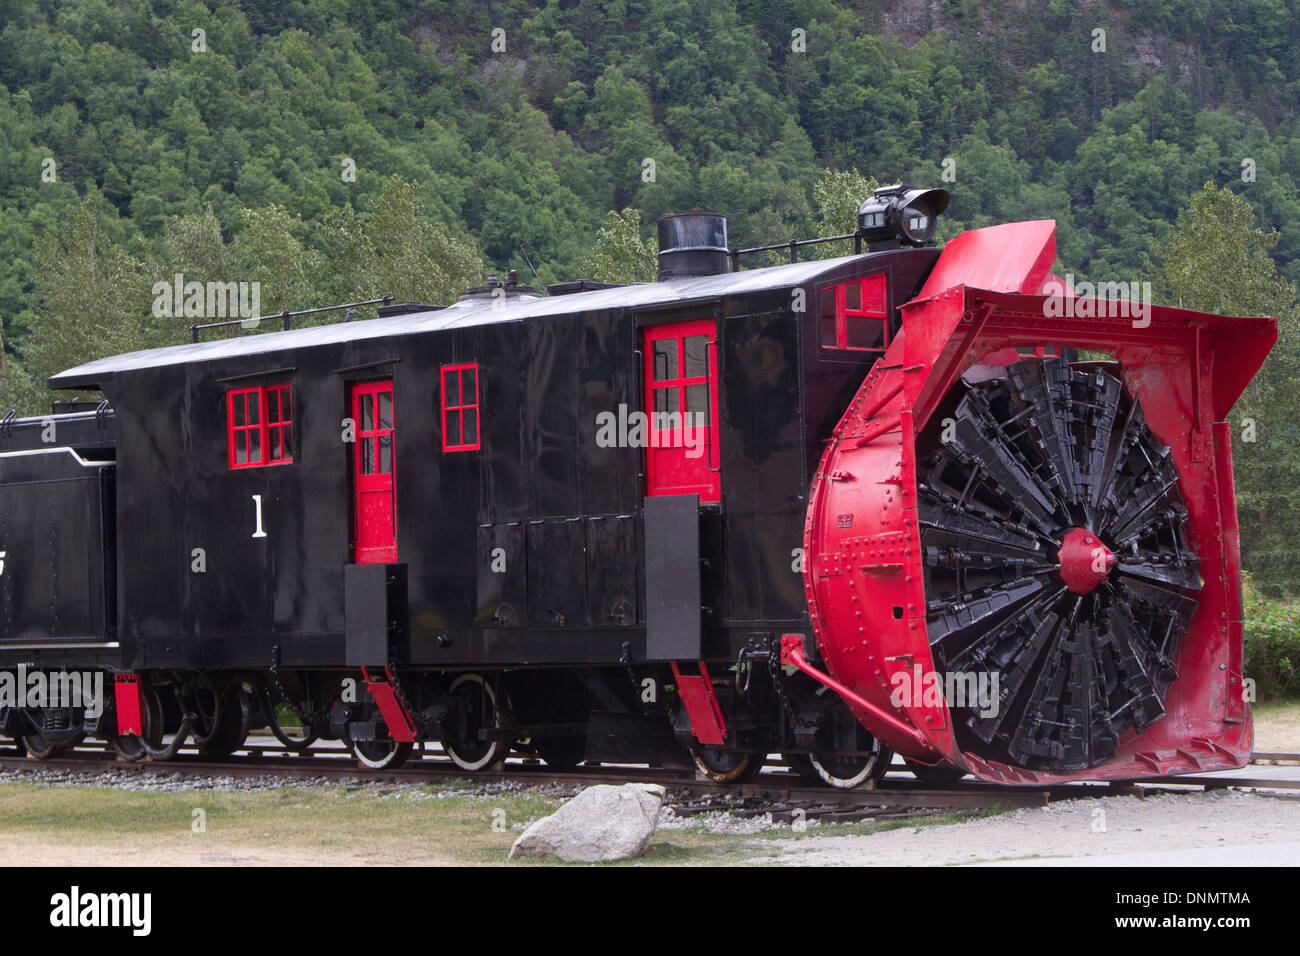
[113,683,190,761]
[198,686,251,759]
[347,736,413,770]
[691,746,765,784]
[904,757,967,787]
[109,683,164,761]
[809,724,892,789]
[22,731,64,759]
[444,674,512,771]
[20,709,83,759]
[534,734,586,771]
[262,689,318,752]
[782,753,822,784]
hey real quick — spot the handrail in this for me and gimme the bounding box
[729,232,862,270]
[190,296,394,343]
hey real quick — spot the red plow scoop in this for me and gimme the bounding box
[802,222,1277,785]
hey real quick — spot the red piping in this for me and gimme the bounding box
[780,635,930,748]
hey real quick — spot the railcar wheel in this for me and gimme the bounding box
[903,757,968,787]
[21,731,62,759]
[197,686,251,759]
[809,724,892,790]
[20,709,83,759]
[262,689,318,752]
[782,753,822,784]
[444,674,512,771]
[346,736,413,770]
[109,684,163,762]
[112,683,190,761]
[534,734,586,771]
[691,747,765,784]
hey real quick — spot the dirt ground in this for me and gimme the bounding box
[746,790,1300,866]
[0,832,468,866]
[1252,701,1300,752]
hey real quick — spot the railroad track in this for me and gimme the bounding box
[1,740,1297,818]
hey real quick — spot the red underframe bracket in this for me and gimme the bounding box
[114,673,143,736]
[670,660,727,746]
[361,666,418,743]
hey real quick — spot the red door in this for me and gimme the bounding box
[643,319,720,503]
[351,380,397,563]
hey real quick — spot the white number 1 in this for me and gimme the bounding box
[251,496,267,539]
[0,550,6,574]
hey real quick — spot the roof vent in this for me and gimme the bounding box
[656,213,729,281]
[455,268,543,304]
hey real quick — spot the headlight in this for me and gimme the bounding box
[858,185,949,247]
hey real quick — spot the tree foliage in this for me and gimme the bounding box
[1149,183,1300,595]
[582,208,657,284]
[1,1,1299,592]
[25,197,153,401]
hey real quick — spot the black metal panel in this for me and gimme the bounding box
[527,519,588,628]
[585,515,639,627]
[344,563,407,666]
[476,522,526,627]
[587,710,691,767]
[0,409,116,455]
[0,449,114,643]
[22,244,948,675]
[577,313,631,518]
[644,494,700,661]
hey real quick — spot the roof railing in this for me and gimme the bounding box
[190,296,393,344]
[728,232,861,271]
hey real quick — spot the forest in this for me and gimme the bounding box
[1,1,1299,663]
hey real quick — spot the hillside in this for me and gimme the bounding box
[2,1,1300,599]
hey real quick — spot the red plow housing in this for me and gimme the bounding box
[802,221,1277,784]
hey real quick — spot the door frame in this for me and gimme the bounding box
[349,379,398,563]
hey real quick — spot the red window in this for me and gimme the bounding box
[441,364,480,452]
[227,384,293,468]
[819,273,889,353]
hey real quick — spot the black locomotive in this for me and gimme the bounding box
[0,191,1272,788]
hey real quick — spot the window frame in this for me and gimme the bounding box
[226,383,294,469]
[440,363,481,452]
[821,272,890,354]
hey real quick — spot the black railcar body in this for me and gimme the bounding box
[0,194,1270,787]
[32,249,934,670]
[0,241,939,775]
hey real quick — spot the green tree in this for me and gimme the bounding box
[23,197,153,404]
[233,204,318,318]
[163,203,231,284]
[581,208,657,284]
[322,176,482,308]
[812,168,880,257]
[1148,182,1300,595]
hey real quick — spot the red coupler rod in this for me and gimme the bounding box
[780,634,930,748]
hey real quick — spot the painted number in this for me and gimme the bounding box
[0,550,6,574]
[251,495,267,539]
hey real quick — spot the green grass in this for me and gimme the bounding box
[0,779,1013,866]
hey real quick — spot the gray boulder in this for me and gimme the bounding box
[509,783,666,862]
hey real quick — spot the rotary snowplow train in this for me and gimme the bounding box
[0,186,1277,787]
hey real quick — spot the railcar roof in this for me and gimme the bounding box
[49,254,869,389]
